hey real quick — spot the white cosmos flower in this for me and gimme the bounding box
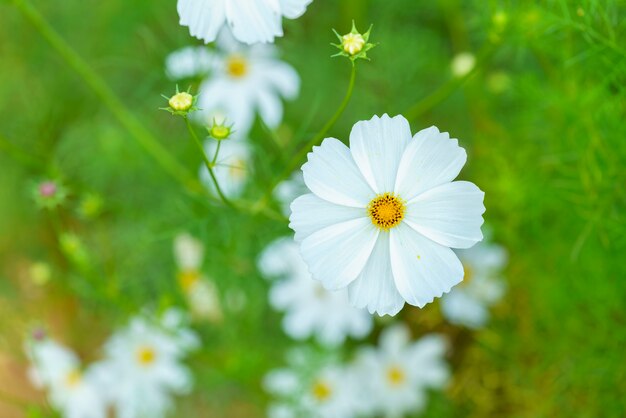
[25,338,107,418]
[97,310,199,418]
[177,0,314,45]
[264,356,365,418]
[193,30,300,136]
[165,46,214,80]
[174,233,223,323]
[258,237,373,346]
[441,241,507,328]
[200,138,252,199]
[355,325,449,418]
[289,114,486,316]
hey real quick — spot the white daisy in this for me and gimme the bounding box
[289,114,486,316]
[174,233,223,323]
[177,0,314,45]
[258,237,373,346]
[194,30,300,136]
[264,354,365,418]
[199,138,252,199]
[25,338,107,418]
[440,241,507,328]
[274,172,307,216]
[97,310,199,418]
[354,325,449,418]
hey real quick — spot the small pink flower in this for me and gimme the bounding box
[39,181,57,197]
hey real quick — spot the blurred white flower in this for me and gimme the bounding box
[25,338,107,418]
[441,242,507,328]
[198,31,299,136]
[200,138,252,199]
[264,358,365,418]
[258,237,373,346]
[174,233,223,323]
[354,325,449,418]
[451,52,476,78]
[96,310,199,418]
[165,46,214,80]
[274,171,307,216]
[177,0,314,45]
[289,114,485,316]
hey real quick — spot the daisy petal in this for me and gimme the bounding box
[349,114,412,193]
[301,218,378,290]
[302,137,375,207]
[390,224,464,308]
[394,126,467,201]
[279,0,313,19]
[348,234,405,316]
[289,194,365,242]
[256,88,284,128]
[178,0,226,44]
[405,181,485,249]
[258,62,300,99]
[225,0,283,44]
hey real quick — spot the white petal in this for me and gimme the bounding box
[348,234,405,316]
[379,324,411,354]
[389,224,464,308]
[178,0,226,44]
[165,47,215,80]
[300,218,378,290]
[440,290,488,328]
[289,193,365,242]
[302,137,374,207]
[279,0,313,19]
[405,181,485,249]
[256,88,284,128]
[225,0,283,44]
[394,126,467,201]
[257,61,300,99]
[349,114,411,193]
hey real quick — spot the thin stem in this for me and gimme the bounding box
[10,0,207,198]
[404,43,496,121]
[184,118,233,208]
[211,140,222,166]
[256,64,357,211]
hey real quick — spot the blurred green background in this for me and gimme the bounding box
[1,0,625,417]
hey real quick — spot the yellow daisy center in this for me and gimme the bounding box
[226,55,248,78]
[136,346,157,366]
[367,193,406,230]
[311,380,332,401]
[64,369,82,388]
[178,269,201,292]
[386,365,406,386]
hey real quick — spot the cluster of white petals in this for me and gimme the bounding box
[178,0,314,44]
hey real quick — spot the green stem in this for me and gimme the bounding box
[184,118,233,208]
[404,43,496,121]
[211,139,222,166]
[257,63,357,211]
[11,0,206,197]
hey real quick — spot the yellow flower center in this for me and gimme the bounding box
[462,265,474,286]
[178,269,201,292]
[367,193,405,230]
[386,365,406,386]
[226,55,248,78]
[169,92,193,112]
[64,369,82,388]
[311,380,332,401]
[342,33,366,55]
[136,346,157,366]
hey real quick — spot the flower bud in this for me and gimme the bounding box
[169,92,194,112]
[333,21,376,63]
[207,119,234,140]
[342,33,366,55]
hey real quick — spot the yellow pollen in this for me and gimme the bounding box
[386,366,406,386]
[65,369,82,388]
[136,346,156,366]
[367,193,405,230]
[311,380,332,401]
[178,269,201,292]
[342,33,366,55]
[226,55,248,78]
